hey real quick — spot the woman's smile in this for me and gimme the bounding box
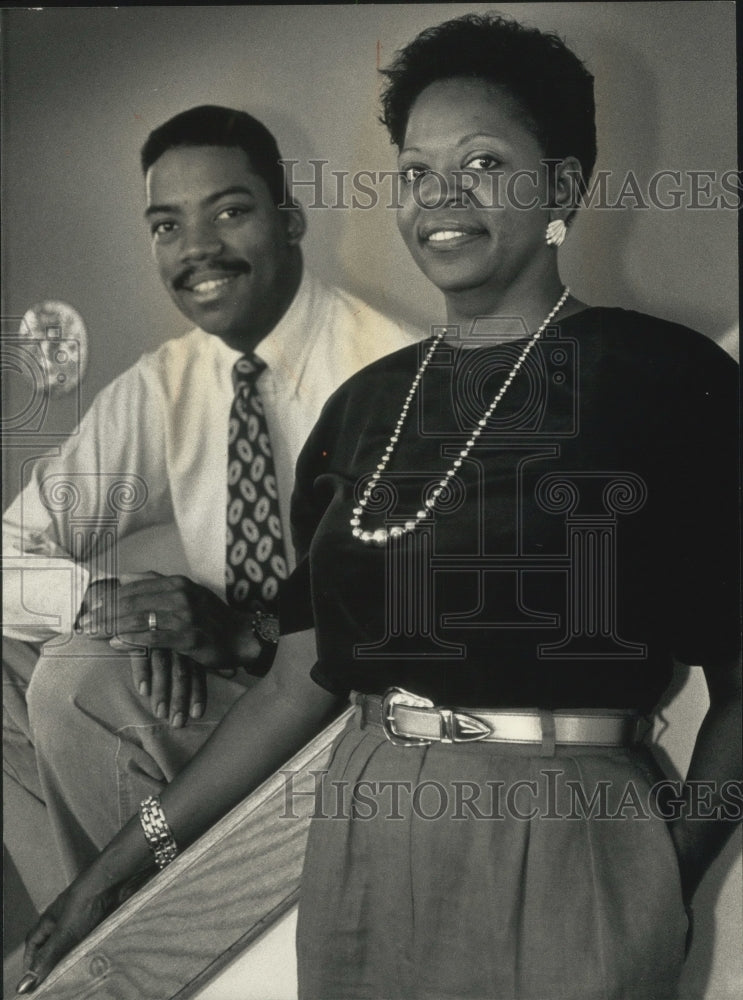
[417,218,489,252]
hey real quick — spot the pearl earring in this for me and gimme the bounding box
[545,219,567,247]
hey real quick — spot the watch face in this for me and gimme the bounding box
[254,611,280,645]
[19,300,88,396]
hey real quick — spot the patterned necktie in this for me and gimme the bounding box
[225,355,288,610]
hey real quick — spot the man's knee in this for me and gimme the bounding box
[27,636,133,740]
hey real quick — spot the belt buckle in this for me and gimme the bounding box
[381,687,435,747]
[380,688,493,746]
[438,708,492,743]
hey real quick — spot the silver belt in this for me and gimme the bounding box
[357,688,642,749]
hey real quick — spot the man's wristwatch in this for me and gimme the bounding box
[250,609,279,647]
[245,609,279,676]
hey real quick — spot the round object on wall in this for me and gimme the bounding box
[18,300,88,395]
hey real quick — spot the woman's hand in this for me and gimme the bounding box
[667,652,742,910]
[17,870,150,994]
[16,629,329,993]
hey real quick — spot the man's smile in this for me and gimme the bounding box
[176,266,250,304]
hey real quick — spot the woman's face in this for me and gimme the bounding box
[397,77,553,302]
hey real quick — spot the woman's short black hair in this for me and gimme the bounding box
[380,13,597,189]
[140,105,286,205]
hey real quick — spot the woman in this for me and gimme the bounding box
[19,13,740,1000]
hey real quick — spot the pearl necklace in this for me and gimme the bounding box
[350,287,570,545]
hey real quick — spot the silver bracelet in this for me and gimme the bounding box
[139,794,178,870]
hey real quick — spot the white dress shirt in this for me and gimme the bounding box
[3,271,419,640]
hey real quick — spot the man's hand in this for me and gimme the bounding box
[107,573,261,666]
[75,578,122,639]
[78,573,265,728]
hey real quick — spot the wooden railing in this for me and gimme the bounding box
[30,708,353,999]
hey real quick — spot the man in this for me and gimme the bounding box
[3,105,418,910]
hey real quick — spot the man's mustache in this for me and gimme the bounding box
[174,260,250,290]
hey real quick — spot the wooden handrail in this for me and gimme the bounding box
[30,707,353,999]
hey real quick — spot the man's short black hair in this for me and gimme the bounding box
[141,105,286,204]
[380,13,597,191]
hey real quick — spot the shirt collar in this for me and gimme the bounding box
[204,268,321,399]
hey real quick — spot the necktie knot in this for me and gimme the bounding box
[232,355,266,393]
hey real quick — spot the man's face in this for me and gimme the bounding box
[145,145,303,348]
